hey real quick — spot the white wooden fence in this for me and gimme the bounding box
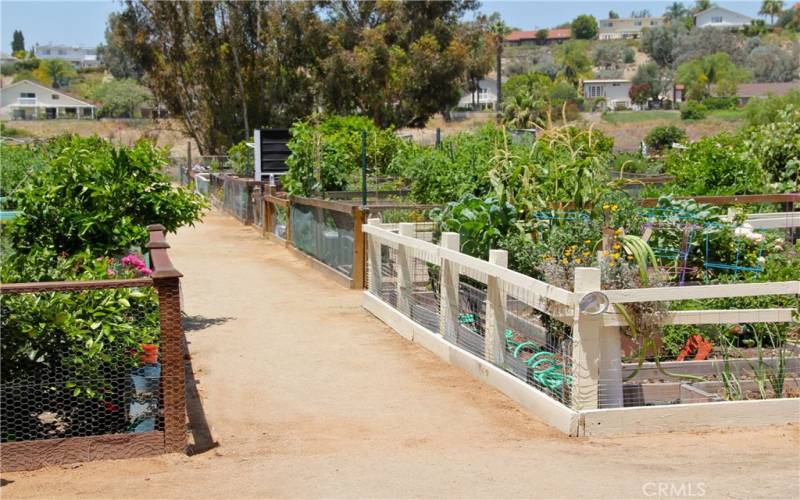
[362,219,800,416]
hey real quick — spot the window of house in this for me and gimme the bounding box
[589,85,603,98]
[612,83,620,87]
[58,49,66,55]
[634,21,642,26]
[711,16,723,23]
[20,92,35,98]
[42,49,50,55]
[52,94,59,100]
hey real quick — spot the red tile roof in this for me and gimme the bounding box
[505,28,571,42]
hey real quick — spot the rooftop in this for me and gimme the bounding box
[737,81,800,98]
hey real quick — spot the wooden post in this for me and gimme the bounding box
[367,218,382,295]
[571,267,623,410]
[438,232,460,341]
[396,223,415,316]
[352,206,369,290]
[263,188,272,238]
[186,142,193,181]
[146,224,186,453]
[485,249,508,366]
[285,197,293,245]
[251,184,262,228]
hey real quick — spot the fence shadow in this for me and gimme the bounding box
[183,315,232,333]
[182,336,219,455]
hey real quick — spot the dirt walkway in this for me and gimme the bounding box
[3,212,799,499]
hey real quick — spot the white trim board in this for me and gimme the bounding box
[362,291,580,436]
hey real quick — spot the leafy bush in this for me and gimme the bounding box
[744,105,800,191]
[6,135,205,255]
[90,78,151,118]
[743,90,800,126]
[430,194,517,259]
[680,101,707,120]
[283,115,403,196]
[225,140,254,177]
[662,134,769,195]
[0,142,47,203]
[702,96,738,110]
[645,125,687,152]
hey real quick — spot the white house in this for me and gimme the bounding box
[0,80,96,120]
[694,6,753,28]
[598,16,666,40]
[33,44,100,69]
[458,77,498,110]
[583,79,632,109]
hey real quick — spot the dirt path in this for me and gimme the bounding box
[3,212,799,499]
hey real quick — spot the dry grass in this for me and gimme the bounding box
[1,118,194,155]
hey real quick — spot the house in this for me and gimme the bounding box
[735,81,800,104]
[505,28,571,46]
[458,77,498,110]
[0,80,96,120]
[598,16,665,40]
[694,6,753,29]
[33,43,99,69]
[582,79,632,109]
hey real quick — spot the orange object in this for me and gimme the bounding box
[676,334,713,361]
[139,344,159,364]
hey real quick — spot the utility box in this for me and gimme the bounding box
[254,128,291,185]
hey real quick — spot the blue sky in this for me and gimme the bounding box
[1,1,767,50]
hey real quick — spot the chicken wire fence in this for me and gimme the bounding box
[266,201,289,240]
[0,286,166,443]
[367,236,575,407]
[210,174,256,223]
[291,203,355,277]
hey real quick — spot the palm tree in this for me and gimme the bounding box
[488,19,511,112]
[759,0,784,25]
[694,0,712,12]
[665,2,688,20]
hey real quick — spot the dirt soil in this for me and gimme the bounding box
[2,211,799,499]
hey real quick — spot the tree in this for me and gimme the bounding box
[97,13,143,80]
[630,9,652,18]
[488,18,512,108]
[629,83,652,106]
[458,16,494,108]
[632,61,668,101]
[536,28,549,41]
[694,0,712,12]
[33,59,76,88]
[608,10,620,19]
[90,78,152,117]
[558,40,592,84]
[676,52,751,99]
[673,27,747,67]
[571,15,598,40]
[759,0,783,25]
[641,23,687,67]
[746,43,799,82]
[592,42,633,70]
[11,30,24,53]
[664,2,688,20]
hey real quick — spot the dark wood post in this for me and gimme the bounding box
[286,196,293,245]
[263,185,272,237]
[186,142,193,181]
[352,205,369,289]
[146,224,186,454]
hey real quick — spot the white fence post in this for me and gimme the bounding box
[571,267,602,410]
[397,223,415,316]
[485,249,508,366]
[367,218,382,296]
[439,232,460,340]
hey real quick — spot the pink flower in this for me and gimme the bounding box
[107,268,116,276]
[121,254,152,276]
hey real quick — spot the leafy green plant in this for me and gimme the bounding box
[645,125,687,152]
[225,140,254,177]
[6,135,206,255]
[680,101,707,120]
[430,194,517,259]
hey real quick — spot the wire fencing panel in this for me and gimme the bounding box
[0,286,164,443]
[291,202,355,277]
[267,201,289,240]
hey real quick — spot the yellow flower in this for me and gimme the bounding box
[615,228,624,235]
[602,251,610,256]
[612,253,621,259]
[574,258,582,264]
[627,255,634,260]
[584,239,591,244]
[583,251,590,257]
[602,204,610,210]
[610,204,619,212]
[612,243,621,250]
[561,259,568,265]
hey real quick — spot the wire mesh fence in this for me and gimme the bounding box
[0,286,164,443]
[210,174,258,224]
[291,202,355,277]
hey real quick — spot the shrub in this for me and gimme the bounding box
[225,140,254,177]
[6,135,205,255]
[744,105,800,191]
[645,125,688,151]
[430,194,517,259]
[744,90,800,126]
[680,101,707,120]
[702,96,738,110]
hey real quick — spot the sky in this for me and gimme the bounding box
[0,0,768,51]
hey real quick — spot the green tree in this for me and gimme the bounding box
[571,14,598,39]
[558,40,592,84]
[641,23,687,67]
[536,28,549,41]
[664,2,688,20]
[488,18,512,108]
[632,62,668,101]
[34,59,76,88]
[11,30,24,53]
[676,52,751,100]
[97,13,143,80]
[608,10,620,19]
[759,0,784,24]
[694,0,712,12]
[458,16,495,109]
[90,78,152,117]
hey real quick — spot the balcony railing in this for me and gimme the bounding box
[17,97,37,106]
